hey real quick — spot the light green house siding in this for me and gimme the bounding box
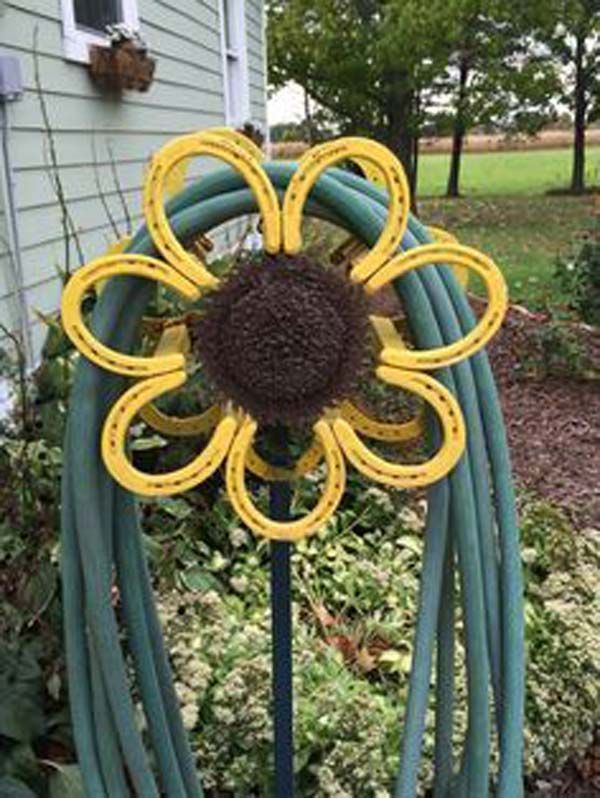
[0,0,266,360]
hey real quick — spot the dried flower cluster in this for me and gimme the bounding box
[192,253,369,426]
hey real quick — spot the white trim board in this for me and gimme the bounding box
[219,0,250,126]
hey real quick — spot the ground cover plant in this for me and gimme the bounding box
[0,283,599,794]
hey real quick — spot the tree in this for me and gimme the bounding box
[539,0,600,193]
[267,0,459,196]
[440,0,557,197]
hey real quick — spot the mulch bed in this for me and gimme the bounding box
[483,301,600,529]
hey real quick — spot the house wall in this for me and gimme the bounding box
[0,0,266,360]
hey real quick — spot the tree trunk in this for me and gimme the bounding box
[412,134,420,201]
[446,56,470,198]
[571,33,587,194]
[384,77,416,194]
[303,88,314,146]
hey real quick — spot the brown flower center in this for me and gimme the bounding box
[192,253,369,425]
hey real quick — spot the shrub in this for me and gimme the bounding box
[555,228,600,325]
[152,489,600,794]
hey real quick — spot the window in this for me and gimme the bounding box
[73,0,121,34]
[220,0,250,126]
[61,0,139,63]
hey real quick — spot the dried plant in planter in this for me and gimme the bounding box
[88,25,156,93]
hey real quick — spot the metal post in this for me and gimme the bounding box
[269,475,294,797]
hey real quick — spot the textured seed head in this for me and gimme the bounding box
[191,253,369,425]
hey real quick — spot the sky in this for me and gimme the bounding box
[267,82,306,125]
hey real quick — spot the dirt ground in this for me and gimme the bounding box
[484,301,600,530]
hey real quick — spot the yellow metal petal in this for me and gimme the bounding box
[206,127,264,161]
[136,322,222,437]
[139,402,222,438]
[161,128,263,199]
[427,226,469,289]
[338,315,424,442]
[96,236,133,294]
[352,158,385,187]
[338,400,423,443]
[365,242,507,370]
[245,438,324,481]
[61,254,200,377]
[369,314,406,350]
[282,137,410,284]
[144,130,281,290]
[226,417,345,541]
[333,366,466,488]
[102,369,237,496]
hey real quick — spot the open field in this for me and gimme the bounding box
[272,129,600,159]
[418,146,600,196]
[420,194,596,308]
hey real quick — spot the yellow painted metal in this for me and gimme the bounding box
[135,323,223,438]
[139,402,222,438]
[369,314,406,350]
[427,226,469,289]
[333,365,466,487]
[61,254,200,377]
[353,157,385,187]
[338,400,423,443]
[282,137,410,284]
[96,236,133,294]
[102,368,238,496]
[226,417,346,541]
[245,438,324,482]
[337,315,424,442]
[365,242,507,370]
[161,128,263,199]
[207,127,264,161]
[143,131,281,290]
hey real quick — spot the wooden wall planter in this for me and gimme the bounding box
[89,42,156,93]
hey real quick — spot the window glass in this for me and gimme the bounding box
[74,0,121,33]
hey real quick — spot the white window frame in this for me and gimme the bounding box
[60,0,140,64]
[219,0,250,126]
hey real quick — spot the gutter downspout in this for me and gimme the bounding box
[0,61,32,365]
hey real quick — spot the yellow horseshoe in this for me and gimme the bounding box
[245,438,324,482]
[338,400,423,443]
[208,127,264,161]
[102,369,238,495]
[365,243,507,370]
[61,254,199,377]
[332,366,466,488]
[144,131,281,289]
[161,128,264,199]
[226,417,346,541]
[139,402,222,438]
[282,137,410,284]
[135,323,223,438]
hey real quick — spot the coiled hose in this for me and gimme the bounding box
[61,162,524,797]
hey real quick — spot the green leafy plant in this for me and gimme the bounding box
[555,228,600,325]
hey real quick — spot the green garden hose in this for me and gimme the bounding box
[61,160,524,797]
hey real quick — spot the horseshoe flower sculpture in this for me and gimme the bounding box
[61,129,507,542]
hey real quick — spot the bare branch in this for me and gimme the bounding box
[92,135,121,238]
[32,27,85,274]
[106,139,133,233]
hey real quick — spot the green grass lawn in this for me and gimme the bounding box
[419,194,596,309]
[415,147,598,309]
[417,145,600,196]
